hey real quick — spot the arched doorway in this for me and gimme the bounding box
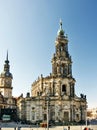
[64,111,69,121]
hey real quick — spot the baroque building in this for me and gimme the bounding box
[0,52,17,121]
[17,21,87,124]
[87,108,97,119]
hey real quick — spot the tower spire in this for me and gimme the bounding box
[52,20,72,77]
[60,19,62,30]
[5,50,9,64]
[6,50,8,61]
[57,19,64,36]
[4,51,10,72]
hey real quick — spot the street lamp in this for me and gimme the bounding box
[45,90,50,130]
[47,99,49,130]
[38,92,41,122]
[36,92,41,130]
[63,119,65,130]
[71,100,74,122]
[85,104,88,126]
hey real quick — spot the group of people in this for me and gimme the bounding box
[84,127,93,130]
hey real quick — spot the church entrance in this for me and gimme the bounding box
[63,112,69,121]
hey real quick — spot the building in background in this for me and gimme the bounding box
[87,108,97,119]
[17,21,87,125]
[0,52,17,121]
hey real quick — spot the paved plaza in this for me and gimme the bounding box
[0,126,97,130]
[0,122,97,130]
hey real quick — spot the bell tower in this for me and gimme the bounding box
[52,20,72,78]
[0,51,13,98]
[51,20,75,98]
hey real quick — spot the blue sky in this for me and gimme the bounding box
[0,0,97,108]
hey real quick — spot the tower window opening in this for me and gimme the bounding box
[62,85,66,93]
[61,66,63,74]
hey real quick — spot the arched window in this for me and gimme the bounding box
[62,84,66,93]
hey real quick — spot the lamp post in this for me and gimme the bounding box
[37,92,41,130]
[47,99,49,130]
[85,104,87,126]
[46,90,50,130]
[71,100,74,122]
[38,92,40,122]
[59,97,65,130]
[63,120,64,130]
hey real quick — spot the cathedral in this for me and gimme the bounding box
[17,21,87,124]
[0,20,87,124]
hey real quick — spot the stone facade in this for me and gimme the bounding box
[17,21,87,124]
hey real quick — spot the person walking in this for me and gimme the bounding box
[68,125,70,130]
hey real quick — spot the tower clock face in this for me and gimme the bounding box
[6,73,9,76]
[5,79,10,86]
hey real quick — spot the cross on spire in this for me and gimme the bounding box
[60,19,62,30]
